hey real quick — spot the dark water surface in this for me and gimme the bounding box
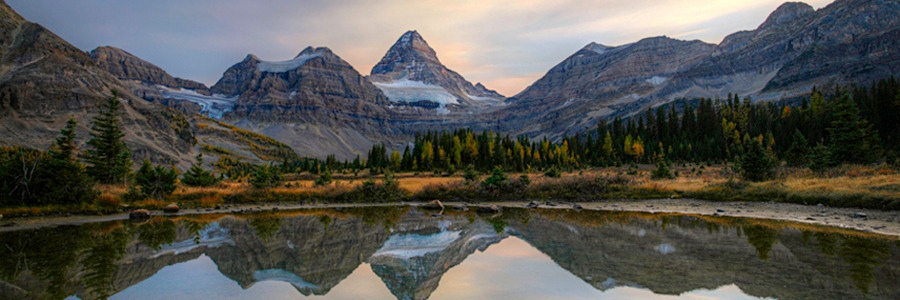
[1,206,899,300]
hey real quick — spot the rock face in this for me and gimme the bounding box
[369,30,505,113]
[501,0,900,140]
[89,46,209,92]
[0,0,195,166]
[89,45,298,164]
[501,37,715,139]
[207,46,412,159]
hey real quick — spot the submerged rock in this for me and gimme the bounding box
[476,205,501,214]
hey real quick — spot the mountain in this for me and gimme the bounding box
[89,46,209,92]
[0,0,195,166]
[500,37,715,139]
[89,46,299,164]
[502,0,900,139]
[369,30,505,114]
[205,46,414,159]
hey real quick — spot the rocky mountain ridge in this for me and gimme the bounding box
[4,0,900,160]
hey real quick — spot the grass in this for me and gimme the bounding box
[1,164,897,218]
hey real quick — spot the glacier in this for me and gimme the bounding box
[158,86,238,119]
[255,53,321,73]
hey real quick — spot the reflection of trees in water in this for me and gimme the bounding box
[0,225,89,299]
[136,217,177,250]
[81,225,128,299]
[837,235,892,296]
[249,214,282,241]
[743,225,779,260]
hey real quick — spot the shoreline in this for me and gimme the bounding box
[2,199,899,237]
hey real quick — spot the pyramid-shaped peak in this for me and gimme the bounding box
[399,30,423,43]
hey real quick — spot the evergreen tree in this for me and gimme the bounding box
[250,163,283,188]
[181,154,219,187]
[50,117,79,162]
[134,160,178,199]
[738,139,776,182]
[827,94,882,164]
[85,92,132,184]
[651,154,674,180]
[784,130,810,166]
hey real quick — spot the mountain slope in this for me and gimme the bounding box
[89,46,297,164]
[369,30,505,114]
[502,0,900,140]
[0,0,195,166]
[209,46,410,159]
[499,37,715,139]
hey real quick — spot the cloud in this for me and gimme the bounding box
[8,0,834,95]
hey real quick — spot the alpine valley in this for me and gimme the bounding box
[2,0,899,164]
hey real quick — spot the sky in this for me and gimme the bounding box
[8,0,833,96]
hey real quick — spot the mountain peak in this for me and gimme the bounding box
[372,30,440,75]
[760,2,815,29]
[297,46,333,57]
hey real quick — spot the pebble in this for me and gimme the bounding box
[716,209,726,213]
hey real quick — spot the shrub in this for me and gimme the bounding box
[314,169,333,187]
[0,148,97,206]
[250,164,283,188]
[651,154,674,180]
[544,167,562,178]
[182,154,220,187]
[482,167,509,191]
[135,160,179,199]
[463,165,478,182]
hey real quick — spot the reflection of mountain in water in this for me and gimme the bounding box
[368,211,506,300]
[511,209,900,300]
[1,207,899,300]
[204,213,393,295]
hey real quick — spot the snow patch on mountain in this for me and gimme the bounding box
[256,54,320,73]
[252,269,320,290]
[373,79,458,105]
[646,76,667,86]
[159,86,238,119]
[151,222,234,258]
[373,230,461,259]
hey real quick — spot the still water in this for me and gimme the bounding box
[1,206,898,300]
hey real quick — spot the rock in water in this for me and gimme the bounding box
[163,204,180,213]
[476,205,501,214]
[129,209,151,219]
[422,200,445,210]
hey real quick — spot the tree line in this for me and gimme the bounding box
[359,77,899,178]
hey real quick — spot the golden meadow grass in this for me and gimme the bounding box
[2,164,897,217]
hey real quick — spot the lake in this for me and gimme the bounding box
[1,206,898,300]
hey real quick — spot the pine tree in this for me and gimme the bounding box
[827,93,882,164]
[651,153,674,180]
[50,117,79,162]
[738,139,775,182]
[182,154,219,187]
[134,160,178,199]
[85,92,132,184]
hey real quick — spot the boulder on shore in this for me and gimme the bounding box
[129,209,151,219]
[164,204,180,213]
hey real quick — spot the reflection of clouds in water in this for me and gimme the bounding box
[655,243,676,254]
